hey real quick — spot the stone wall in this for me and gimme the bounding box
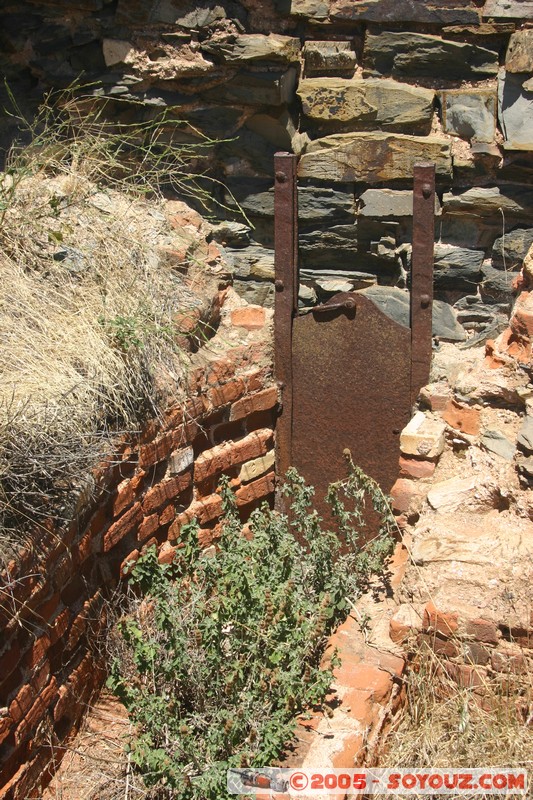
[388,306,533,701]
[3,1,533,339]
[0,304,278,800]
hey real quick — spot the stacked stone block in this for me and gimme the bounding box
[2,1,533,337]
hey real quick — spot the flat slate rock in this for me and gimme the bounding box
[434,243,485,290]
[233,278,275,307]
[299,224,359,269]
[365,31,498,80]
[481,263,516,299]
[443,185,533,217]
[226,245,275,280]
[505,29,533,72]
[492,227,533,269]
[483,0,533,18]
[302,41,357,75]
[290,0,329,18]
[442,89,497,143]
[359,188,441,217]
[499,71,533,151]
[517,417,533,452]
[297,77,434,134]
[360,286,466,340]
[298,132,452,182]
[202,34,300,64]
[202,68,297,106]
[481,429,516,460]
[223,180,355,224]
[331,0,480,23]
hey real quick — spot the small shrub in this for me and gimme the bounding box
[107,464,396,800]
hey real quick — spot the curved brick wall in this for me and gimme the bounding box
[0,337,278,800]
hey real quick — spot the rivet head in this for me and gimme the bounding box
[420,293,431,308]
[275,279,284,291]
[422,183,432,199]
[275,171,287,183]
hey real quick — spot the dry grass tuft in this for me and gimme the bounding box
[382,640,533,799]
[0,86,221,558]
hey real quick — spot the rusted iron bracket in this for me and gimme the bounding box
[410,162,436,407]
[313,297,356,314]
[273,152,298,497]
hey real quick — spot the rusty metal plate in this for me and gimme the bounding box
[291,292,412,532]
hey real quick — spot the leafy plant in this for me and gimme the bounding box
[107,463,396,800]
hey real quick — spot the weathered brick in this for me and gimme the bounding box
[464,641,491,666]
[445,662,487,690]
[241,367,271,393]
[229,387,279,421]
[491,649,527,673]
[400,411,446,459]
[398,456,436,479]
[15,678,58,745]
[138,513,159,543]
[33,592,61,626]
[341,687,375,726]
[419,632,459,659]
[112,472,145,517]
[239,450,275,483]
[33,660,51,694]
[194,429,273,483]
[120,549,140,578]
[390,478,427,515]
[205,378,246,409]
[343,665,393,704]
[206,358,236,385]
[50,542,74,580]
[184,397,206,421]
[138,431,176,469]
[231,305,266,330]
[103,502,143,552]
[159,504,176,526]
[331,732,365,769]
[168,494,224,540]
[198,525,223,549]
[73,528,96,567]
[167,446,194,476]
[142,473,192,515]
[442,399,481,436]
[67,592,102,650]
[27,634,51,670]
[158,542,177,565]
[464,618,499,645]
[423,602,459,636]
[9,685,35,725]
[235,471,275,506]
[0,714,12,746]
[49,608,71,645]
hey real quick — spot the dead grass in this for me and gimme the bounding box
[0,87,221,559]
[381,640,533,799]
[42,691,132,800]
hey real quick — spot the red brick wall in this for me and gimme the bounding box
[0,356,278,800]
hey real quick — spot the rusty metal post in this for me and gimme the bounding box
[410,162,435,407]
[274,152,298,496]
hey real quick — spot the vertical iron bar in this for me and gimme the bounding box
[274,152,298,497]
[411,162,435,407]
